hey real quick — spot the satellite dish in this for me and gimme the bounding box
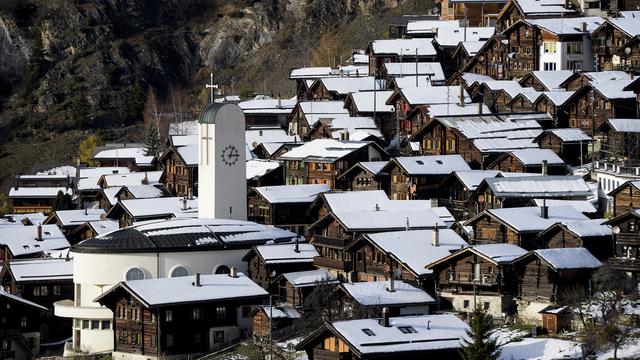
[478,194,485,203]
[251,141,258,148]
[392,268,402,278]
[625,47,632,55]
[613,226,621,235]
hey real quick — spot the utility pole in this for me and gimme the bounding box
[591,92,596,171]
[415,48,419,87]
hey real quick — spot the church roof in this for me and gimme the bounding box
[199,103,244,124]
[71,218,298,254]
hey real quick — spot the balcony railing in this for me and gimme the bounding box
[438,198,468,213]
[313,256,352,271]
[594,161,640,177]
[609,257,640,272]
[312,235,350,248]
[0,329,19,337]
[448,271,498,286]
[616,233,640,245]
[312,348,351,360]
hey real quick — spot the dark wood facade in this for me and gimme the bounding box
[159,147,197,197]
[0,292,46,360]
[606,211,640,279]
[609,181,640,216]
[247,190,317,232]
[461,35,510,79]
[563,85,638,132]
[534,131,590,166]
[487,153,566,175]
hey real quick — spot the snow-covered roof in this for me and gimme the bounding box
[605,118,640,133]
[532,199,597,214]
[460,41,487,56]
[394,155,471,175]
[256,305,301,319]
[101,171,162,188]
[538,90,574,106]
[514,0,577,15]
[7,258,73,282]
[508,148,565,165]
[101,187,121,207]
[395,86,471,105]
[607,18,640,37]
[426,103,491,116]
[8,187,73,199]
[36,165,77,177]
[359,161,389,175]
[471,244,528,263]
[370,39,437,56]
[238,98,297,114]
[317,77,384,95]
[618,10,640,18]
[384,63,445,81]
[279,139,372,161]
[366,229,468,276]
[282,269,338,288]
[347,91,395,113]
[393,76,438,88]
[87,220,119,235]
[118,197,198,219]
[0,213,46,226]
[340,281,435,306]
[526,17,603,35]
[99,273,268,307]
[246,160,281,180]
[170,134,197,147]
[290,67,332,79]
[434,27,495,47]
[461,73,494,86]
[499,338,582,360]
[473,138,538,152]
[556,219,611,237]
[432,114,542,140]
[93,147,154,166]
[483,206,588,232]
[591,78,636,99]
[79,167,130,178]
[51,209,105,226]
[528,70,574,90]
[122,185,167,199]
[246,128,299,148]
[253,243,318,264]
[406,20,460,35]
[254,184,330,204]
[480,80,524,95]
[545,128,592,142]
[0,224,70,256]
[0,288,48,311]
[534,248,602,270]
[453,170,501,191]
[329,315,468,355]
[485,175,590,197]
[299,101,349,116]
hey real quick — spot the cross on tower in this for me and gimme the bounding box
[201,124,213,165]
[205,73,219,104]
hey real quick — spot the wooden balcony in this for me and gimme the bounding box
[447,271,498,286]
[609,257,640,273]
[438,198,468,214]
[313,256,352,271]
[616,233,640,246]
[312,235,350,249]
[312,348,351,360]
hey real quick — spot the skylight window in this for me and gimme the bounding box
[436,160,443,165]
[362,328,375,336]
[416,160,424,165]
[398,326,417,334]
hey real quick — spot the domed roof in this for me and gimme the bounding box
[71,218,298,254]
[198,102,244,124]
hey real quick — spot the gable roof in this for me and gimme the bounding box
[531,199,597,214]
[599,118,640,133]
[427,243,528,269]
[534,128,592,143]
[339,281,435,307]
[253,184,330,204]
[5,258,73,282]
[0,224,70,257]
[314,77,385,96]
[246,160,281,181]
[369,39,437,56]
[383,63,445,81]
[345,91,395,113]
[497,148,565,166]
[281,269,338,288]
[0,288,47,311]
[434,27,495,47]
[46,209,105,227]
[534,91,575,106]
[278,139,378,162]
[387,86,471,106]
[448,170,502,191]
[482,175,590,198]
[521,70,575,90]
[539,218,611,238]
[468,205,588,233]
[532,248,602,270]
[392,155,471,176]
[247,243,319,265]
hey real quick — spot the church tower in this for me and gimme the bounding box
[198,102,247,220]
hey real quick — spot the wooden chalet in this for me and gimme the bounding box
[437,0,505,26]
[535,219,613,260]
[247,184,329,233]
[562,80,638,131]
[382,155,471,200]
[465,205,589,249]
[518,70,575,91]
[343,91,395,140]
[597,118,640,160]
[0,258,74,342]
[242,241,318,290]
[532,91,574,126]
[43,208,106,236]
[487,148,567,175]
[287,101,350,137]
[495,0,580,32]
[506,91,543,113]
[158,142,197,197]
[105,197,197,228]
[533,129,591,166]
[273,269,338,308]
[307,77,381,101]
[366,38,438,77]
[278,139,388,189]
[295,314,469,360]
[92,145,155,172]
[8,186,73,215]
[0,225,69,262]
[336,161,390,193]
[605,210,640,280]
[437,170,501,220]
[289,67,333,100]
[609,180,640,216]
[591,18,640,71]
[94,272,269,358]
[459,35,510,79]
[470,175,591,215]
[514,248,601,326]
[426,244,527,316]
[66,220,119,244]
[474,80,525,108]
[344,229,468,289]
[0,290,47,360]
[250,305,301,339]
[239,98,296,128]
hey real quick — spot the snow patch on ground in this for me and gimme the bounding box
[499,338,582,360]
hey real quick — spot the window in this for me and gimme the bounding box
[33,287,41,296]
[20,316,27,328]
[362,328,376,336]
[543,42,556,53]
[463,300,470,308]
[543,62,557,71]
[398,326,417,334]
[166,334,174,347]
[101,320,111,330]
[484,302,490,310]
[192,308,201,320]
[91,320,100,329]
[214,265,231,275]
[567,42,582,54]
[53,285,61,296]
[194,333,202,344]
[165,310,173,322]
[82,320,89,329]
[124,267,145,281]
[216,307,227,319]
[170,265,190,278]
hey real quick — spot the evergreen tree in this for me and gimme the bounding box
[459,305,501,360]
[51,191,73,211]
[143,121,161,157]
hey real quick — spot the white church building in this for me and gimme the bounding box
[55,103,299,355]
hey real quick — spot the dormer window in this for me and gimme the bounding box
[362,328,375,336]
[398,326,417,334]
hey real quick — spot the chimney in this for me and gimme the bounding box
[341,131,349,141]
[375,203,380,211]
[36,224,43,241]
[181,197,188,211]
[142,171,149,185]
[541,199,549,219]
[112,170,119,174]
[478,102,483,114]
[459,83,465,107]
[76,158,81,178]
[381,307,391,327]
[277,93,282,108]
[581,22,587,32]
[432,225,440,247]
[188,187,193,200]
[229,267,238,278]
[427,320,431,330]
[194,273,201,287]
[84,205,88,216]
[542,160,548,176]
[405,217,410,231]
[387,275,396,292]
[294,236,300,253]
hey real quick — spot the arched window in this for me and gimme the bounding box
[214,265,231,275]
[124,267,145,281]
[169,265,191,278]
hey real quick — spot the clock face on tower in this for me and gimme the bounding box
[221,145,240,166]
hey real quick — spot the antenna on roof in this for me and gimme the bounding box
[405,217,410,231]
